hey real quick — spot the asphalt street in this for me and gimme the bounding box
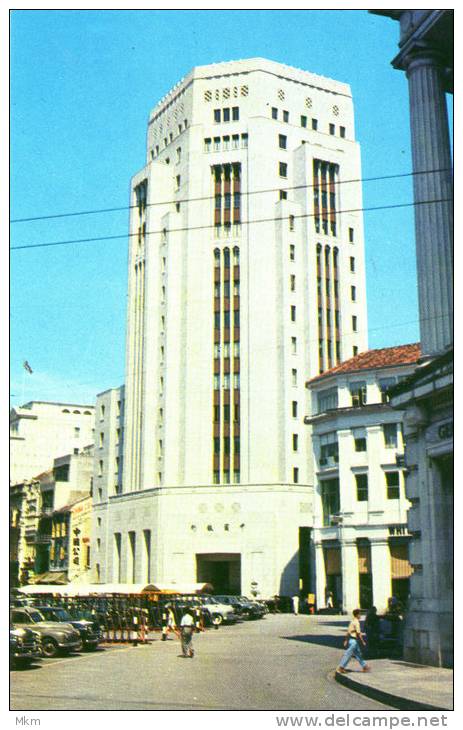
[11,614,395,711]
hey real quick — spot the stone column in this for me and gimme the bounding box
[370,538,392,613]
[404,47,453,355]
[341,539,359,613]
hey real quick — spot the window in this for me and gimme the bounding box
[169,132,173,142]
[271,107,278,119]
[98,460,103,477]
[300,115,307,128]
[214,137,221,152]
[290,305,296,322]
[283,110,289,123]
[291,336,297,354]
[280,190,287,200]
[99,432,104,448]
[351,285,356,301]
[329,123,335,135]
[352,315,358,332]
[74,427,80,436]
[100,404,105,419]
[350,381,367,407]
[279,162,288,177]
[353,346,358,356]
[293,467,299,483]
[350,256,356,272]
[289,214,295,231]
[379,377,396,403]
[383,423,398,448]
[175,175,181,191]
[386,471,400,499]
[289,244,295,261]
[321,478,340,526]
[292,368,297,386]
[232,106,239,121]
[241,133,248,148]
[349,227,354,243]
[176,147,182,163]
[353,426,367,451]
[292,401,298,418]
[312,118,318,130]
[292,434,299,451]
[223,135,230,150]
[319,432,338,464]
[214,109,221,123]
[279,134,287,149]
[290,274,296,291]
[223,107,230,122]
[317,387,338,414]
[355,473,369,501]
[232,134,240,149]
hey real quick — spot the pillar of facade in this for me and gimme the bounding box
[404,47,453,356]
[314,540,326,610]
[370,538,392,613]
[341,539,359,613]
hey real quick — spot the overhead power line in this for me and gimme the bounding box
[10,197,452,252]
[10,167,452,224]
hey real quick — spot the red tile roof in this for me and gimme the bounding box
[307,343,421,385]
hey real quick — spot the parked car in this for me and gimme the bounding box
[214,595,265,620]
[238,596,268,618]
[34,606,101,651]
[10,607,81,658]
[195,596,239,625]
[10,627,41,668]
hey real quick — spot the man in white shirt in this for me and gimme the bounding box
[180,610,195,658]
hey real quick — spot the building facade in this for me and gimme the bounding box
[92,58,369,597]
[306,344,420,614]
[10,401,95,485]
[371,10,453,667]
[10,448,94,585]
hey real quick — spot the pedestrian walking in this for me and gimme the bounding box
[337,609,370,673]
[179,610,195,658]
[292,595,300,615]
[365,606,381,659]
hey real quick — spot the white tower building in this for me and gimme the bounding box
[92,59,368,597]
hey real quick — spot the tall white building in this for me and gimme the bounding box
[92,59,368,597]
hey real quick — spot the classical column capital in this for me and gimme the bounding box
[396,41,450,77]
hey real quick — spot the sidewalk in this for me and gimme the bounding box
[334,659,453,711]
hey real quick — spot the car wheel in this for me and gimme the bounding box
[41,638,59,658]
[74,638,83,652]
[212,613,223,625]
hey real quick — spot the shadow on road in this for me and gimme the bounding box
[281,634,344,649]
[316,620,349,628]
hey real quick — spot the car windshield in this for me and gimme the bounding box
[42,608,72,621]
[27,610,45,622]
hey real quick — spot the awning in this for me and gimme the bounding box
[27,571,68,585]
[18,582,213,596]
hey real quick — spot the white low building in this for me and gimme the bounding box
[306,344,420,613]
[10,401,95,485]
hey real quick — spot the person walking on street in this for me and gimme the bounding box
[179,609,195,658]
[365,606,381,659]
[292,595,299,615]
[337,609,370,673]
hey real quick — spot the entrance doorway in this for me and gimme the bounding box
[196,553,241,594]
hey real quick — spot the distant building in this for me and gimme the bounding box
[10,447,94,585]
[10,401,95,485]
[306,344,420,613]
[92,58,369,596]
[370,10,453,667]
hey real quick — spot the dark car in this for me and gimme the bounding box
[10,627,41,668]
[10,607,81,658]
[214,595,265,620]
[35,606,101,651]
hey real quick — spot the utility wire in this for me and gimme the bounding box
[10,167,452,224]
[10,197,452,251]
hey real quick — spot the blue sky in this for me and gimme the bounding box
[9,9,453,407]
